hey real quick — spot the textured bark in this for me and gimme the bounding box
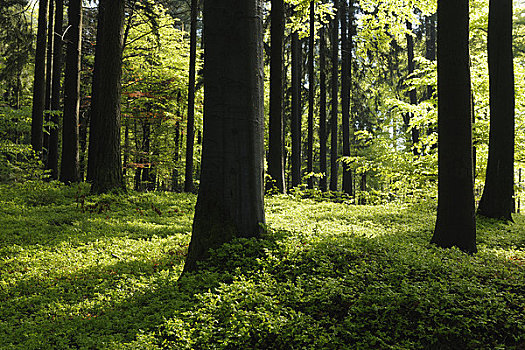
[330,0,339,192]
[60,0,82,183]
[341,0,353,195]
[307,1,315,189]
[431,0,476,253]
[477,0,514,221]
[267,0,286,194]
[184,0,198,193]
[48,0,63,179]
[183,0,265,273]
[88,0,125,194]
[319,25,328,192]
[31,0,49,155]
[291,31,302,188]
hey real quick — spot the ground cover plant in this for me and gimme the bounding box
[0,182,524,349]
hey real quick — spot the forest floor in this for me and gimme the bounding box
[0,181,524,349]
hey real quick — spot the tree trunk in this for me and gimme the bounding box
[341,0,353,195]
[267,0,286,194]
[431,0,476,253]
[330,0,339,192]
[48,0,63,179]
[291,31,302,188]
[184,0,198,193]
[43,0,54,162]
[406,21,420,154]
[183,0,265,273]
[60,0,82,183]
[88,0,125,194]
[319,25,328,192]
[477,0,514,221]
[307,1,315,189]
[31,0,49,155]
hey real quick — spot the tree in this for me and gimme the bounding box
[43,0,54,160]
[319,24,328,192]
[184,0,198,193]
[291,30,302,189]
[431,0,476,253]
[405,20,419,154]
[330,0,339,191]
[341,0,352,195]
[267,0,286,194]
[477,0,515,221]
[307,1,315,189]
[183,0,265,272]
[87,0,125,193]
[30,0,49,155]
[60,0,82,183]
[48,0,63,179]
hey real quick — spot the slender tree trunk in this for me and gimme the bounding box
[60,0,82,183]
[88,0,125,194]
[431,0,476,253]
[184,0,199,193]
[291,31,302,188]
[48,0,63,179]
[341,0,353,195]
[307,1,315,189]
[43,0,54,162]
[330,0,339,192]
[319,25,328,192]
[405,21,420,154]
[477,0,514,221]
[31,0,49,155]
[267,0,286,193]
[183,0,265,273]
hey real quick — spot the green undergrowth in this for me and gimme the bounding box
[1,182,524,349]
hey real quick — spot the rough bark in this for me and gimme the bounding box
[291,31,302,188]
[31,0,49,155]
[88,0,125,194]
[183,0,265,273]
[431,0,476,253]
[330,0,339,192]
[184,0,198,193]
[477,0,514,221]
[60,0,82,183]
[307,1,315,189]
[267,0,286,194]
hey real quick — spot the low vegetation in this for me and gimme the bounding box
[0,182,524,349]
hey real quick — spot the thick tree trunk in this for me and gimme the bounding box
[477,0,514,221]
[307,1,315,189]
[431,0,476,253]
[267,0,286,194]
[184,0,198,193]
[60,0,82,183]
[341,0,353,195]
[319,25,328,192]
[330,0,339,192]
[291,31,302,188]
[183,0,265,273]
[31,0,49,155]
[48,0,63,179]
[88,0,125,194]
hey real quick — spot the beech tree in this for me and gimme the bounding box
[330,0,339,191]
[319,25,328,192]
[291,30,302,188]
[307,1,315,189]
[183,0,265,272]
[477,0,515,221]
[341,0,352,195]
[431,0,476,253]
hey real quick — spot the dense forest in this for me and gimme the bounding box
[1,0,524,348]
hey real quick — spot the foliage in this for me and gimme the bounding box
[1,186,524,349]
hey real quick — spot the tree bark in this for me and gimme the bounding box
[431,0,476,253]
[330,0,339,192]
[184,0,198,193]
[88,0,125,194]
[31,0,49,155]
[477,0,514,221]
[307,1,315,189]
[291,31,302,188]
[60,0,82,183]
[267,0,286,194]
[48,0,63,179]
[43,0,54,162]
[183,0,265,273]
[341,0,353,195]
[405,21,420,154]
[319,25,328,192]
